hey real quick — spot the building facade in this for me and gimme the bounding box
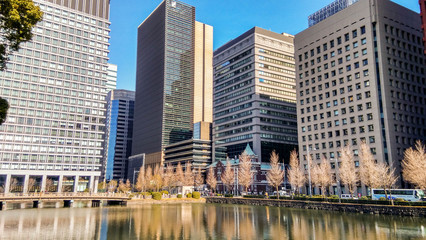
[295,0,425,194]
[213,27,298,164]
[132,0,213,167]
[0,0,111,193]
[103,90,135,181]
[421,0,426,55]
[106,63,117,93]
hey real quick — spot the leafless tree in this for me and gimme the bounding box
[311,157,332,197]
[145,166,153,191]
[287,150,305,195]
[45,178,54,192]
[193,167,204,190]
[221,160,235,194]
[376,163,398,205]
[266,151,284,198]
[152,165,163,191]
[184,162,194,186]
[339,146,358,196]
[107,180,117,193]
[9,178,18,192]
[175,162,185,188]
[402,140,426,190]
[206,167,217,193]
[238,152,253,193]
[163,164,174,192]
[359,141,380,193]
[27,177,36,193]
[136,165,146,192]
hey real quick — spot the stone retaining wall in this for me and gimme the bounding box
[205,197,426,217]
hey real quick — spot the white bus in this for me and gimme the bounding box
[371,189,424,202]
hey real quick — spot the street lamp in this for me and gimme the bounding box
[331,158,341,203]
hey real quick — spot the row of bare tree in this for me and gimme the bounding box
[134,162,204,193]
[287,140,426,199]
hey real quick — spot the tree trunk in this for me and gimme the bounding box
[276,186,279,199]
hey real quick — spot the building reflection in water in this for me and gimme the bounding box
[0,203,425,239]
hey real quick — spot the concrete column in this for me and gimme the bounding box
[4,174,11,194]
[41,175,47,192]
[23,175,29,194]
[88,175,94,193]
[57,175,63,193]
[93,177,99,193]
[73,175,79,193]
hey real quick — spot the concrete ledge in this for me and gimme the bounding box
[205,197,426,217]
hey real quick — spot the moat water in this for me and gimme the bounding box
[0,203,425,239]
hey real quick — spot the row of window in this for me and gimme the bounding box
[0,126,103,140]
[0,162,100,172]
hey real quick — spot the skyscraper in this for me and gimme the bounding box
[213,27,298,163]
[103,90,135,181]
[132,0,213,167]
[420,0,426,54]
[295,0,425,194]
[106,63,118,93]
[0,0,111,193]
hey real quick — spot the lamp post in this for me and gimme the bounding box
[331,158,341,203]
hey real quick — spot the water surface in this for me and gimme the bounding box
[0,203,425,239]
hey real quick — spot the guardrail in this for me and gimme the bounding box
[0,192,130,201]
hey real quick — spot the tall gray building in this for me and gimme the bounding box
[132,0,213,168]
[213,27,298,163]
[103,90,135,182]
[295,0,425,194]
[0,0,111,193]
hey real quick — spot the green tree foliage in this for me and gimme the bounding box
[0,97,9,125]
[0,0,43,70]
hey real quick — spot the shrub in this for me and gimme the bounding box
[243,195,265,199]
[216,193,223,197]
[141,192,151,196]
[379,197,386,201]
[177,194,182,198]
[359,196,368,200]
[395,198,405,202]
[192,191,201,199]
[161,190,169,195]
[152,192,162,200]
[186,193,192,198]
[224,194,233,198]
[128,194,134,199]
[329,195,339,199]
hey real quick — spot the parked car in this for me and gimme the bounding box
[340,194,358,199]
[273,190,289,197]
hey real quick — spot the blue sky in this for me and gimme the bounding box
[108,0,420,91]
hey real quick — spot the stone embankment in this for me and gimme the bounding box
[206,197,426,217]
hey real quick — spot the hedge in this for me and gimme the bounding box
[192,191,201,199]
[177,194,182,198]
[152,192,162,200]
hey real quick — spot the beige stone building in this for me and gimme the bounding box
[295,0,425,195]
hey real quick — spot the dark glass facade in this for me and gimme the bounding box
[133,0,195,163]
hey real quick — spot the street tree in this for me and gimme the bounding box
[27,177,36,192]
[339,146,358,196]
[135,165,146,192]
[152,165,163,191]
[376,163,398,205]
[402,140,426,190]
[163,164,174,192]
[287,150,305,195]
[311,157,332,197]
[206,167,217,193]
[175,162,185,188]
[359,141,380,193]
[238,152,253,193]
[184,162,194,186]
[0,0,43,70]
[193,167,204,190]
[266,151,284,199]
[221,160,235,194]
[45,178,54,192]
[0,97,9,125]
[145,166,153,191]
[107,180,117,193]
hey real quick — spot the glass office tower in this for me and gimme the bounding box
[0,0,110,193]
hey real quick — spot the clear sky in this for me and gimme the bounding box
[108,0,420,91]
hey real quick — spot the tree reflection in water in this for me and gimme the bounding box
[0,203,425,239]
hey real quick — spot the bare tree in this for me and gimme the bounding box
[145,166,153,191]
[402,140,426,190]
[339,146,358,196]
[266,151,284,198]
[184,162,194,186]
[206,167,217,193]
[9,178,18,192]
[359,141,380,193]
[175,162,185,189]
[221,160,235,194]
[107,180,117,193]
[376,163,398,205]
[287,150,305,195]
[193,167,204,191]
[238,152,253,194]
[136,165,146,192]
[45,178,54,192]
[311,157,332,197]
[163,164,174,192]
[152,165,163,192]
[27,177,36,193]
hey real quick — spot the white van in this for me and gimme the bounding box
[341,194,358,199]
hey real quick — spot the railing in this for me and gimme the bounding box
[0,192,130,199]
